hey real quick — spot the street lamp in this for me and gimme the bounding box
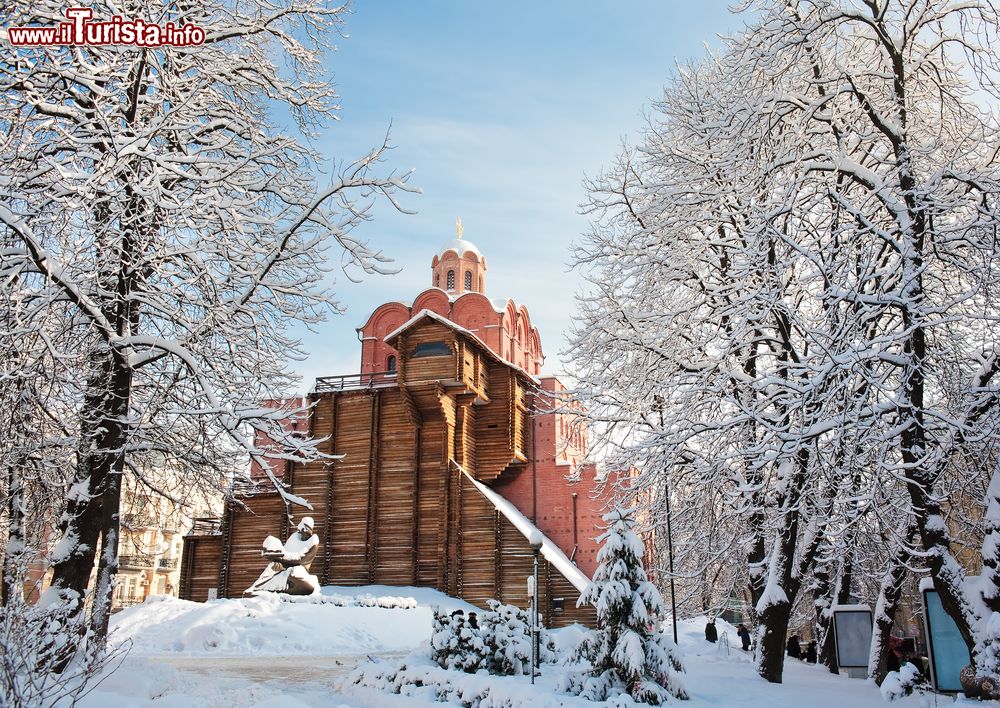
[529,530,543,683]
[654,394,679,645]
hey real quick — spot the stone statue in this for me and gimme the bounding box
[245,516,320,596]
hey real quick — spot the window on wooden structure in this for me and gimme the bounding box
[386,355,397,372]
[411,341,452,358]
[464,271,472,290]
[447,270,455,289]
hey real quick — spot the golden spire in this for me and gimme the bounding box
[456,217,463,239]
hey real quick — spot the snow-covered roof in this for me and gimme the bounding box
[383,308,476,343]
[383,309,540,383]
[456,462,591,594]
[439,238,482,259]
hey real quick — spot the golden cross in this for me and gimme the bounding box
[456,217,463,239]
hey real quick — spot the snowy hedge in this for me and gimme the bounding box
[430,601,557,675]
[277,593,417,609]
[346,652,568,707]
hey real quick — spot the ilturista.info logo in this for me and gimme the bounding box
[6,8,206,47]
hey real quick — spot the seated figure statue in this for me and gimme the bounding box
[245,516,320,596]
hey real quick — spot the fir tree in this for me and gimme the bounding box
[562,507,687,704]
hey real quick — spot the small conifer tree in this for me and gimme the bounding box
[430,609,487,673]
[562,507,687,704]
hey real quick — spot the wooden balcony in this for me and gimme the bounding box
[315,371,397,392]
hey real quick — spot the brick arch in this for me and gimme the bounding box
[452,292,498,332]
[359,301,411,374]
[369,302,410,338]
[411,288,451,317]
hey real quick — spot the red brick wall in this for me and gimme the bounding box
[491,376,612,578]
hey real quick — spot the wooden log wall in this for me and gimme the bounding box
[400,322,459,384]
[325,390,378,584]
[372,391,420,585]
[221,493,285,597]
[179,535,222,602]
[475,365,517,482]
[180,318,595,626]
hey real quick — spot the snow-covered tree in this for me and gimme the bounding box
[478,600,533,676]
[562,507,687,705]
[430,609,487,673]
[0,0,416,654]
[567,0,1000,686]
[0,556,127,707]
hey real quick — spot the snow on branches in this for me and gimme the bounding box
[0,0,416,655]
[567,0,1000,684]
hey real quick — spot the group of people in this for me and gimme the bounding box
[704,618,753,651]
[785,634,818,663]
[703,619,822,662]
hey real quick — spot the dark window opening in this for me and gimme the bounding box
[434,273,440,288]
[446,270,455,290]
[552,597,565,612]
[412,341,452,358]
[464,271,473,290]
[386,355,397,372]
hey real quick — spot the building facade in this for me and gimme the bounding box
[181,232,611,626]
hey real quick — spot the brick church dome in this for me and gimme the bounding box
[438,237,482,260]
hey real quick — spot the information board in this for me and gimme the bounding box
[922,589,971,692]
[833,606,873,669]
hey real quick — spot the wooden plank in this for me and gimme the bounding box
[179,535,223,602]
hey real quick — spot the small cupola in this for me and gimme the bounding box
[431,218,487,295]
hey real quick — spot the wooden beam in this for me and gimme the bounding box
[364,389,381,584]
[321,391,338,584]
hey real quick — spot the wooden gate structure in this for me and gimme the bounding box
[181,310,597,627]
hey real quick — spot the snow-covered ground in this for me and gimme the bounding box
[79,589,936,707]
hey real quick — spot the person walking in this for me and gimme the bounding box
[805,640,817,663]
[737,623,751,651]
[786,634,802,659]
[705,618,718,643]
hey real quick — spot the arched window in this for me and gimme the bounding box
[464,271,473,290]
[434,273,440,288]
[386,355,397,372]
[447,270,455,290]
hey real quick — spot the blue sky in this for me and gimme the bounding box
[289,1,746,384]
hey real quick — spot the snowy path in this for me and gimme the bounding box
[158,652,408,684]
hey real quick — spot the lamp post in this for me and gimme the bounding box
[529,531,543,683]
[654,395,679,645]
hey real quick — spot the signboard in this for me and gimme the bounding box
[922,588,971,692]
[833,605,873,669]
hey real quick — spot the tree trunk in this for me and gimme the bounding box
[47,354,115,614]
[47,341,133,652]
[90,351,132,644]
[2,434,26,605]
[757,599,794,683]
[868,525,914,684]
